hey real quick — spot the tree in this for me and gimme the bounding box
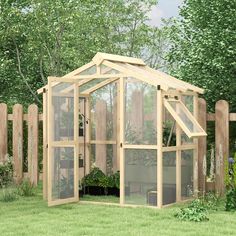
[168,0,236,111]
[0,0,160,108]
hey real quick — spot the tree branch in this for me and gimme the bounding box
[13,40,42,105]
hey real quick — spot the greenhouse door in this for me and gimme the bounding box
[47,77,79,206]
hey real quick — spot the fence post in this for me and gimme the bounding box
[13,104,23,184]
[215,100,229,195]
[28,104,38,186]
[95,100,107,173]
[198,98,207,194]
[0,103,8,162]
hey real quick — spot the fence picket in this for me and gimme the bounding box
[0,103,8,162]
[215,100,229,195]
[28,104,39,186]
[198,98,207,194]
[13,104,23,184]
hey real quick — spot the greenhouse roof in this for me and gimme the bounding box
[37,52,204,94]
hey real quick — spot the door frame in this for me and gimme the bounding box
[47,77,79,206]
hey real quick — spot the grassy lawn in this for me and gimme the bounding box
[0,185,235,236]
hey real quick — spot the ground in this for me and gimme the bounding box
[0,185,235,236]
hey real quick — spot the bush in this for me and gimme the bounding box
[0,155,13,188]
[0,188,18,202]
[17,179,35,197]
[200,192,221,211]
[225,154,236,211]
[82,167,106,187]
[225,188,236,211]
[82,167,120,189]
[174,199,209,222]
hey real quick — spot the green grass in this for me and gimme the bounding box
[81,194,119,203]
[0,184,235,236]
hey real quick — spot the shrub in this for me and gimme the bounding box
[0,155,13,188]
[17,179,35,197]
[200,192,221,211]
[82,167,106,187]
[225,154,236,211]
[111,171,120,189]
[174,199,209,222]
[225,188,236,211]
[0,188,18,202]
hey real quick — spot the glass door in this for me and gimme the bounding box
[47,77,79,206]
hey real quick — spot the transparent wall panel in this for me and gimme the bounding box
[181,95,193,144]
[124,78,157,145]
[166,100,204,134]
[91,144,116,174]
[52,82,74,141]
[79,65,97,75]
[163,108,176,146]
[100,64,120,74]
[163,152,176,205]
[124,149,157,206]
[51,147,74,201]
[79,78,107,93]
[91,83,117,141]
[181,149,194,199]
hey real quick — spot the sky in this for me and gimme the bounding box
[149,0,184,26]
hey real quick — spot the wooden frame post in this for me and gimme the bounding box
[85,97,91,175]
[119,77,124,205]
[176,97,181,202]
[193,95,199,197]
[157,88,163,208]
[74,82,79,201]
[43,90,48,200]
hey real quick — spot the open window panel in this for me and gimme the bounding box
[47,78,79,206]
[163,98,207,138]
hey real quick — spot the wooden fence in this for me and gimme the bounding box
[0,103,42,186]
[0,99,234,194]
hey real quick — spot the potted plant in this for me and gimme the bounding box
[82,167,106,195]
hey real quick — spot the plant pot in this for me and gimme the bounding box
[107,187,120,197]
[79,189,84,198]
[85,186,105,195]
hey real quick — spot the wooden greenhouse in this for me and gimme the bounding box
[37,52,207,207]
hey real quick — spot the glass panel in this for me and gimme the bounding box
[124,149,157,206]
[79,65,96,75]
[51,147,74,201]
[181,150,194,199]
[91,83,117,141]
[52,82,74,141]
[100,64,120,74]
[163,108,176,146]
[124,78,157,145]
[79,78,107,93]
[91,144,116,175]
[163,152,176,205]
[165,99,205,138]
[182,95,193,113]
[181,95,193,144]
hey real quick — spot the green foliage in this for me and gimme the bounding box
[174,199,209,222]
[82,167,120,189]
[17,179,35,197]
[112,171,120,189]
[200,192,221,211]
[225,153,236,211]
[0,0,160,108]
[82,167,106,187]
[225,188,236,211]
[0,188,18,202]
[0,155,13,188]
[168,0,236,111]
